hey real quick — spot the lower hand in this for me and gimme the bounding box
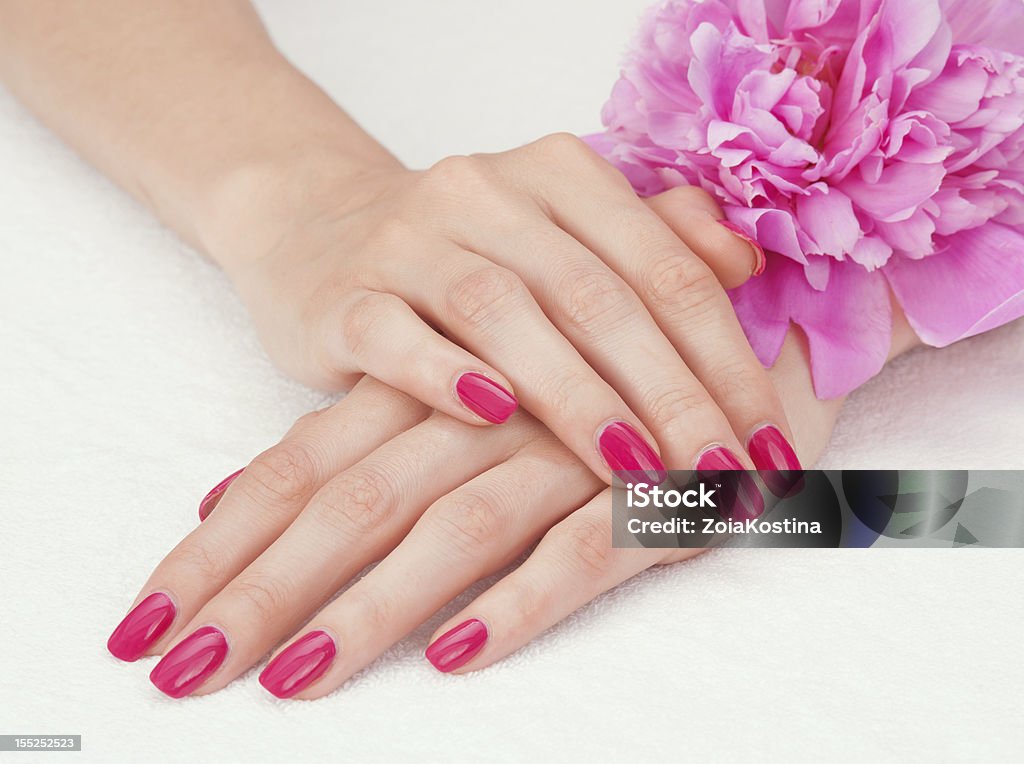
[107,327,840,699]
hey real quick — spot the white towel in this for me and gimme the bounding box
[1,2,1022,760]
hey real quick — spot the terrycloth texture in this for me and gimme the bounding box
[0,1,1022,761]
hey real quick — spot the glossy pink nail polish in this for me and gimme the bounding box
[695,446,765,521]
[696,445,745,472]
[718,220,767,276]
[425,618,487,673]
[149,626,228,698]
[259,630,336,699]
[598,421,667,486]
[107,592,176,662]
[748,425,804,497]
[198,468,243,522]
[455,372,518,424]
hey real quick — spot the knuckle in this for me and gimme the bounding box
[557,267,634,334]
[660,184,716,207]
[502,575,550,630]
[282,409,324,438]
[162,540,228,583]
[346,586,396,632]
[425,154,491,192]
[367,216,416,252]
[707,359,769,405]
[243,442,320,508]
[533,367,592,418]
[312,467,397,537]
[445,266,527,331]
[536,132,591,160]
[231,573,292,625]
[556,515,616,579]
[642,251,721,315]
[642,383,713,430]
[343,292,400,358]
[429,490,508,554]
[533,132,622,182]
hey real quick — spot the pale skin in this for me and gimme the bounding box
[0,1,920,696]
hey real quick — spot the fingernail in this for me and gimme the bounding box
[425,618,488,673]
[259,630,336,699]
[695,445,765,521]
[718,220,766,276]
[455,372,518,424]
[695,445,745,472]
[748,425,804,497]
[107,592,176,662]
[198,468,244,522]
[149,625,228,698]
[598,421,667,486]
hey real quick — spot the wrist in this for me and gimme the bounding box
[196,143,404,279]
[889,297,921,361]
[171,48,405,277]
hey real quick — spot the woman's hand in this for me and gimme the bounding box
[106,327,841,699]
[219,139,800,485]
[0,2,799,484]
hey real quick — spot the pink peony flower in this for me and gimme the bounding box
[588,0,1024,398]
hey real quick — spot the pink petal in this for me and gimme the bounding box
[688,23,771,119]
[730,255,892,399]
[804,255,833,290]
[796,184,861,256]
[839,160,946,222]
[725,206,808,263]
[851,235,895,269]
[907,53,991,123]
[884,221,1024,346]
[866,0,943,74]
[942,0,1024,57]
[874,216,936,258]
[784,0,844,31]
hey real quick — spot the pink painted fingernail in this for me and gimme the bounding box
[598,421,666,486]
[259,630,336,699]
[455,372,518,424]
[149,626,228,698]
[695,445,764,521]
[696,445,745,472]
[198,468,243,522]
[425,618,487,673]
[748,425,804,497]
[718,220,766,276]
[107,592,176,662]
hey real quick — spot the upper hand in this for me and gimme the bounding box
[227,134,798,483]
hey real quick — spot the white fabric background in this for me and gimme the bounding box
[1,1,1023,761]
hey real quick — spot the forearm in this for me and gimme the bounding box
[0,0,399,270]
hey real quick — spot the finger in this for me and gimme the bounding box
[424,146,760,489]
[396,248,666,487]
[322,289,519,425]
[105,379,429,662]
[146,411,528,698]
[644,185,765,288]
[475,217,758,480]
[524,135,799,485]
[260,439,602,698]
[423,489,702,674]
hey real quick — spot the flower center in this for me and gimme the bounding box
[771,37,841,89]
